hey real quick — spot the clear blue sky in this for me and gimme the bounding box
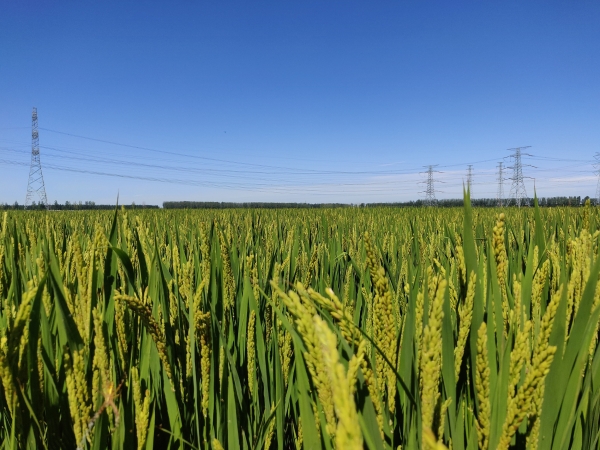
[1,1,599,205]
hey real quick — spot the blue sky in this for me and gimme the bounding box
[1,1,599,205]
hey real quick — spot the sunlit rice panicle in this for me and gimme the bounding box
[589,281,600,358]
[423,427,450,450]
[534,284,561,361]
[364,232,398,413]
[296,417,304,450]
[115,291,174,388]
[247,309,256,397]
[420,276,446,433]
[527,396,543,450]
[267,261,282,346]
[248,254,261,303]
[415,287,425,369]
[532,258,550,326]
[313,316,363,450]
[511,274,522,329]
[263,403,277,450]
[168,279,179,334]
[192,286,211,418]
[454,271,475,379]
[1,211,6,239]
[64,348,92,445]
[305,286,361,347]
[305,244,319,287]
[532,244,539,275]
[0,213,6,299]
[270,281,336,436]
[114,292,129,371]
[508,320,532,400]
[86,232,101,328]
[72,235,91,337]
[8,281,37,373]
[481,253,487,305]
[347,339,367,397]
[343,264,353,310]
[281,252,291,282]
[200,225,211,294]
[475,322,491,450]
[547,240,561,296]
[199,317,211,418]
[498,344,557,450]
[132,367,150,450]
[493,213,509,333]
[527,285,563,449]
[437,398,452,444]
[296,242,308,285]
[171,241,181,286]
[498,286,561,450]
[566,229,592,335]
[180,257,194,310]
[362,285,373,352]
[448,277,458,312]
[280,324,292,387]
[0,336,17,416]
[92,305,111,408]
[219,228,235,312]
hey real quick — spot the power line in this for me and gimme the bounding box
[1,146,593,193]
[3,124,599,201]
[35,127,522,176]
[38,127,432,176]
[24,108,49,209]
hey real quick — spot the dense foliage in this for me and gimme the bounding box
[0,194,599,449]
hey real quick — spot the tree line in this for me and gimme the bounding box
[363,196,593,208]
[162,201,349,209]
[0,201,159,210]
[164,196,594,209]
[0,196,594,210]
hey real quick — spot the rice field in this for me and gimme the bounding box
[0,194,599,449]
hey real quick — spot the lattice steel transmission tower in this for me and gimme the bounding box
[506,146,533,208]
[594,152,600,205]
[420,165,440,206]
[25,107,49,209]
[496,162,505,207]
[466,165,473,194]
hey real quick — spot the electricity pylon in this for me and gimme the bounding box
[496,162,504,207]
[506,146,534,207]
[25,107,49,209]
[466,165,473,194]
[420,165,441,206]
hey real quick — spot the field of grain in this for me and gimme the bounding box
[0,195,599,449]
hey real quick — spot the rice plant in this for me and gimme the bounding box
[0,193,599,449]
